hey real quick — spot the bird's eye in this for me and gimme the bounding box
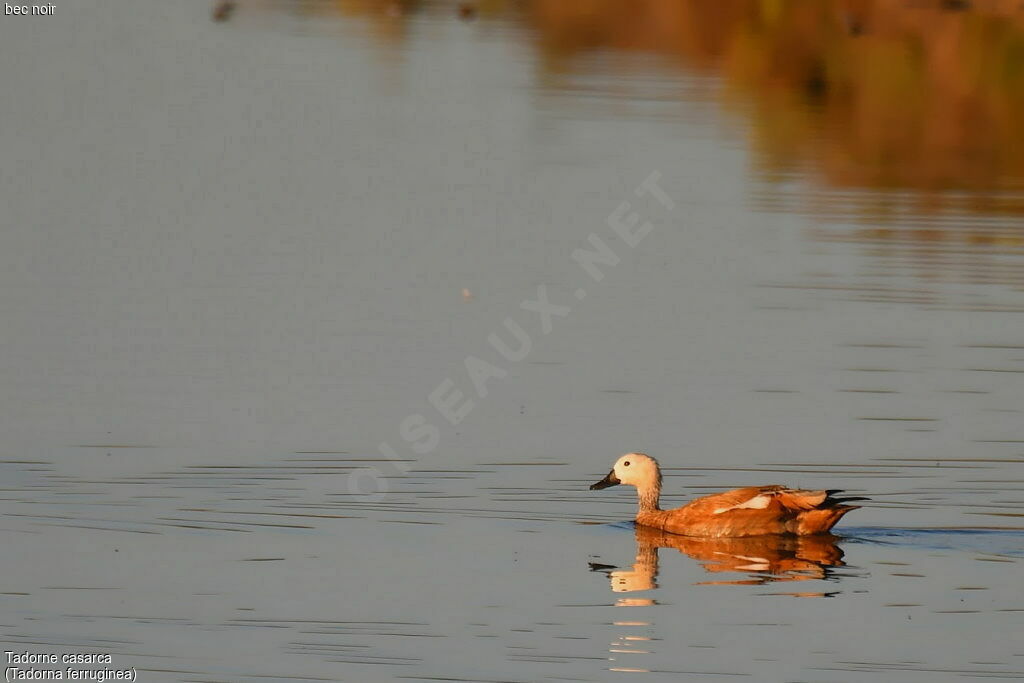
[623,461,630,467]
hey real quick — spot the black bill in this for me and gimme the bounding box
[590,469,620,490]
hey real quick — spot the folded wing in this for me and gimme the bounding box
[648,485,865,537]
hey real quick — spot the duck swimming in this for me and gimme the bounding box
[590,453,862,538]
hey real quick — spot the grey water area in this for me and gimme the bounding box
[2,2,1023,681]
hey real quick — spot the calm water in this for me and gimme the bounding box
[2,1,1023,681]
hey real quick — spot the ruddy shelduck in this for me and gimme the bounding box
[590,453,862,537]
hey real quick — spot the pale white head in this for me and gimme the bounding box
[590,452,662,491]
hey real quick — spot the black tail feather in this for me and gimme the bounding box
[825,492,870,507]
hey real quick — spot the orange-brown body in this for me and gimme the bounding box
[591,454,862,538]
[636,484,858,538]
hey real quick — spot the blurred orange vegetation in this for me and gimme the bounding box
[291,0,1024,229]
[524,0,1024,201]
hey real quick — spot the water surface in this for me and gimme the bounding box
[2,1,1023,681]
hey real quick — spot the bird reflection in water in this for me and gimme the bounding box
[592,527,848,673]
[592,524,847,592]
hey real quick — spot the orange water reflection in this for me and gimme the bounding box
[524,1,1024,219]
[272,0,1024,255]
[300,1,1024,208]
[592,524,847,592]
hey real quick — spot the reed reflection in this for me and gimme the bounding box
[593,524,847,591]
[524,1,1024,198]
[292,0,1024,222]
[262,0,1024,296]
[520,0,1024,293]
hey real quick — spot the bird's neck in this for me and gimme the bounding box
[637,480,661,513]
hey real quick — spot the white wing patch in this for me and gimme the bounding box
[712,493,772,515]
